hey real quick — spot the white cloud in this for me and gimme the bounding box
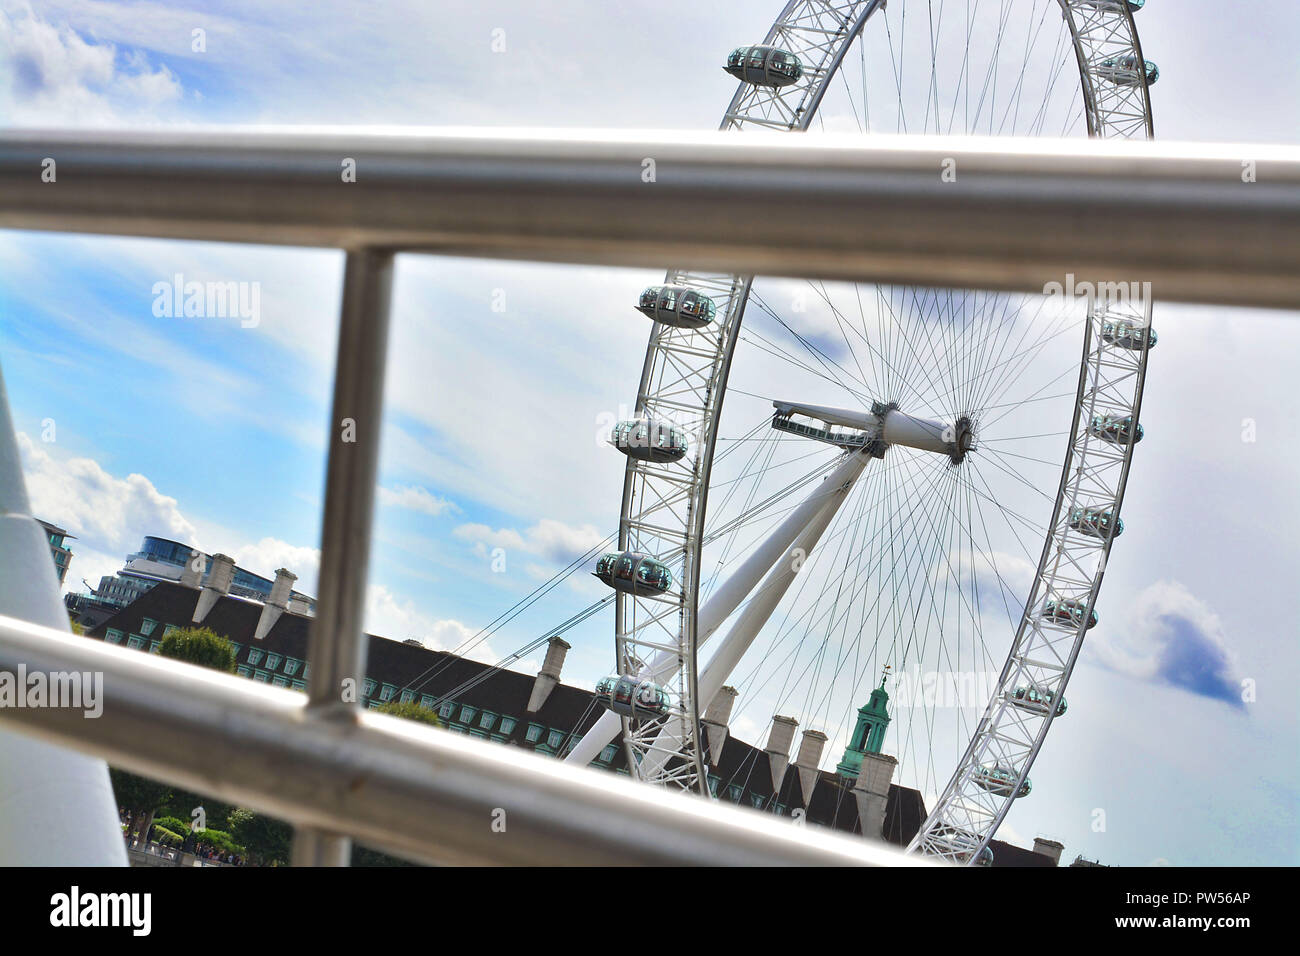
[377,484,457,517]
[454,517,605,564]
[363,584,537,674]
[1088,579,1244,707]
[0,2,184,126]
[230,537,321,592]
[17,430,199,556]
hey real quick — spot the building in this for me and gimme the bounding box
[36,519,74,586]
[65,534,318,630]
[82,570,1070,865]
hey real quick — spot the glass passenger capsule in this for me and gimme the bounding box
[1078,0,1144,11]
[594,551,673,597]
[1011,685,1068,717]
[1044,598,1099,630]
[1089,413,1144,446]
[635,285,718,329]
[1097,55,1159,87]
[975,846,995,867]
[724,45,803,88]
[972,764,1032,798]
[610,419,689,463]
[1068,505,1124,540]
[1102,320,1157,351]
[594,674,671,720]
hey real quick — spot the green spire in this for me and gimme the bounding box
[836,670,892,779]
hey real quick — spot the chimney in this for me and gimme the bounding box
[179,549,204,589]
[254,568,297,641]
[1033,837,1065,866]
[701,685,738,765]
[852,751,898,841]
[527,636,570,712]
[793,729,828,804]
[192,553,235,624]
[764,715,799,792]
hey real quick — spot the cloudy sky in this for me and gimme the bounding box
[1,0,1296,866]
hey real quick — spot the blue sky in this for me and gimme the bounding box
[1,0,1297,866]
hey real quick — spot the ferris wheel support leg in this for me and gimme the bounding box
[564,449,872,768]
[636,451,871,779]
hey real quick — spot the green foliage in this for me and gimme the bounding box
[156,626,236,673]
[376,698,443,727]
[190,827,244,856]
[227,808,292,866]
[152,826,184,847]
[109,768,172,817]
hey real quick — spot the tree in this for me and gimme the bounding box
[110,624,237,847]
[156,626,236,672]
[375,699,443,726]
[109,768,172,849]
[227,808,292,866]
[350,700,442,865]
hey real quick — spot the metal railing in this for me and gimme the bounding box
[1,128,1297,867]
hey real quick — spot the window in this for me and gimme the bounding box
[525,723,543,743]
[148,640,161,653]
[362,679,377,697]
[236,665,251,678]
[420,695,436,710]
[247,649,264,667]
[400,689,415,704]
[272,675,289,688]
[253,670,270,683]
[302,663,310,680]
[140,618,157,637]
[469,729,488,739]
[599,745,617,764]
[265,654,282,671]
[726,785,743,802]
[105,629,123,644]
[478,711,496,730]
[126,635,145,650]
[228,642,242,658]
[749,793,765,809]
[459,705,477,724]
[291,679,307,691]
[162,624,179,639]
[438,701,456,720]
[284,658,301,676]
[379,683,396,702]
[498,717,517,735]
[707,775,720,797]
[547,730,565,750]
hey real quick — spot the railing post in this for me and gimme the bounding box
[291,248,395,866]
[0,362,127,865]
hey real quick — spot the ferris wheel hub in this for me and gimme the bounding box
[771,399,975,463]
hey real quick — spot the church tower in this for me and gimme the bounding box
[836,672,892,779]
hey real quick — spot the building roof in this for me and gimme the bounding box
[86,581,1057,865]
[36,518,75,540]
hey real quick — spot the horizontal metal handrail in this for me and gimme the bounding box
[3,126,1297,866]
[4,128,1299,308]
[0,612,923,866]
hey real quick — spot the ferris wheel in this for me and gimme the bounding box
[569,0,1157,864]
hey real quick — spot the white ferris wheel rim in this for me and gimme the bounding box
[609,0,1155,864]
